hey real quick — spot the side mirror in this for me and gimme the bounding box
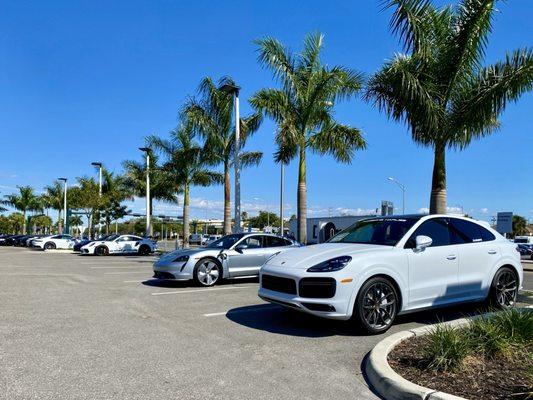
[415,235,433,252]
[235,244,247,253]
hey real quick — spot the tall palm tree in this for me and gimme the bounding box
[366,0,533,214]
[184,76,263,235]
[122,142,179,236]
[100,169,132,234]
[148,125,223,248]
[250,32,366,244]
[1,186,41,234]
[44,181,65,233]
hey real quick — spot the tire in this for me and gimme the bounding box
[488,267,518,309]
[352,276,399,335]
[138,245,150,256]
[44,242,56,250]
[95,246,109,256]
[192,258,222,287]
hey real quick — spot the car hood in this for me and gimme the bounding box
[265,243,391,269]
[155,247,220,264]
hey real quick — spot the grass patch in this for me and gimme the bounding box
[422,309,533,372]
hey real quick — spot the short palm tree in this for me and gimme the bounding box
[100,170,132,234]
[1,186,41,234]
[122,143,179,236]
[250,32,366,244]
[366,0,533,214]
[184,76,263,235]
[44,181,65,233]
[148,125,223,248]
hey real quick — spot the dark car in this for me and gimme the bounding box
[517,244,533,256]
[13,235,33,246]
[0,234,16,246]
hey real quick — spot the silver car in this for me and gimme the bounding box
[153,233,300,286]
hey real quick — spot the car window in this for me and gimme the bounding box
[264,236,289,247]
[243,236,263,248]
[331,218,419,246]
[406,218,451,248]
[449,219,483,244]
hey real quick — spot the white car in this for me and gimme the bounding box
[259,215,523,334]
[80,234,157,256]
[32,234,77,250]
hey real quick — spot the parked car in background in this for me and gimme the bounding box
[517,244,533,256]
[32,234,78,250]
[188,234,204,246]
[153,233,300,286]
[73,236,107,252]
[515,235,533,244]
[259,215,522,334]
[80,234,156,255]
[24,235,45,247]
[205,235,222,245]
[0,234,16,246]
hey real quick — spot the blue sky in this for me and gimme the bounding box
[1,0,531,222]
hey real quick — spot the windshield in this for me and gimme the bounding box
[206,234,244,249]
[328,218,419,246]
[105,234,120,241]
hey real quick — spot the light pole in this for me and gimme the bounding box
[220,82,241,233]
[58,178,67,234]
[139,147,151,237]
[280,163,284,236]
[388,177,406,214]
[91,162,103,236]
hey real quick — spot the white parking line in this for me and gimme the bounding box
[151,286,256,296]
[90,266,149,269]
[104,271,151,275]
[204,304,279,317]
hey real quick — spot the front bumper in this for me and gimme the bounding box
[258,266,356,320]
[152,261,192,281]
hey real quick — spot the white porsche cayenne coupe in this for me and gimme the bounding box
[258,215,523,334]
[80,234,156,256]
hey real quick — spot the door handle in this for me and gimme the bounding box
[488,250,497,255]
[446,255,457,260]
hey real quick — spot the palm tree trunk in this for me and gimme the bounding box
[149,195,154,237]
[223,160,231,235]
[183,184,190,248]
[22,210,27,234]
[429,142,447,214]
[88,214,93,239]
[58,210,63,234]
[297,146,307,244]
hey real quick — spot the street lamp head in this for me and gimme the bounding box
[219,83,240,95]
[91,162,102,167]
[139,147,150,152]
[58,177,67,182]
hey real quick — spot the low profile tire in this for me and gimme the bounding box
[488,267,518,309]
[353,277,399,335]
[44,242,56,250]
[138,245,150,256]
[192,258,222,287]
[95,246,109,256]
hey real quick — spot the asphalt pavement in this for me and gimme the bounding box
[0,247,531,400]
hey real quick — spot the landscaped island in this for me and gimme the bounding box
[388,309,532,400]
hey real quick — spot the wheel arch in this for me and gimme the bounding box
[196,256,224,279]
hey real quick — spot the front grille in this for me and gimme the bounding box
[299,278,336,298]
[153,271,175,280]
[261,274,297,295]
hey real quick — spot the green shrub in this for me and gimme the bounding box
[468,316,511,357]
[422,324,471,371]
[490,308,533,345]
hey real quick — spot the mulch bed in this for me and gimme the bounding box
[388,337,533,400]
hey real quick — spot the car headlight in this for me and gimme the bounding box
[307,256,352,273]
[173,255,189,263]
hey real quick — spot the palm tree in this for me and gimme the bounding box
[100,169,132,234]
[250,32,366,244]
[122,142,179,236]
[184,76,263,235]
[44,181,65,233]
[148,125,223,248]
[1,186,41,234]
[366,0,533,214]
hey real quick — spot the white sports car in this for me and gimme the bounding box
[32,234,77,250]
[258,214,522,334]
[80,234,157,256]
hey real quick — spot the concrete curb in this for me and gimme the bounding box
[364,309,533,400]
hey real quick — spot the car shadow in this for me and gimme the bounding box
[141,279,191,288]
[226,301,490,338]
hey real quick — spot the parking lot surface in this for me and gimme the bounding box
[1,248,531,400]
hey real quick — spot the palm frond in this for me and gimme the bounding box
[308,122,366,163]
